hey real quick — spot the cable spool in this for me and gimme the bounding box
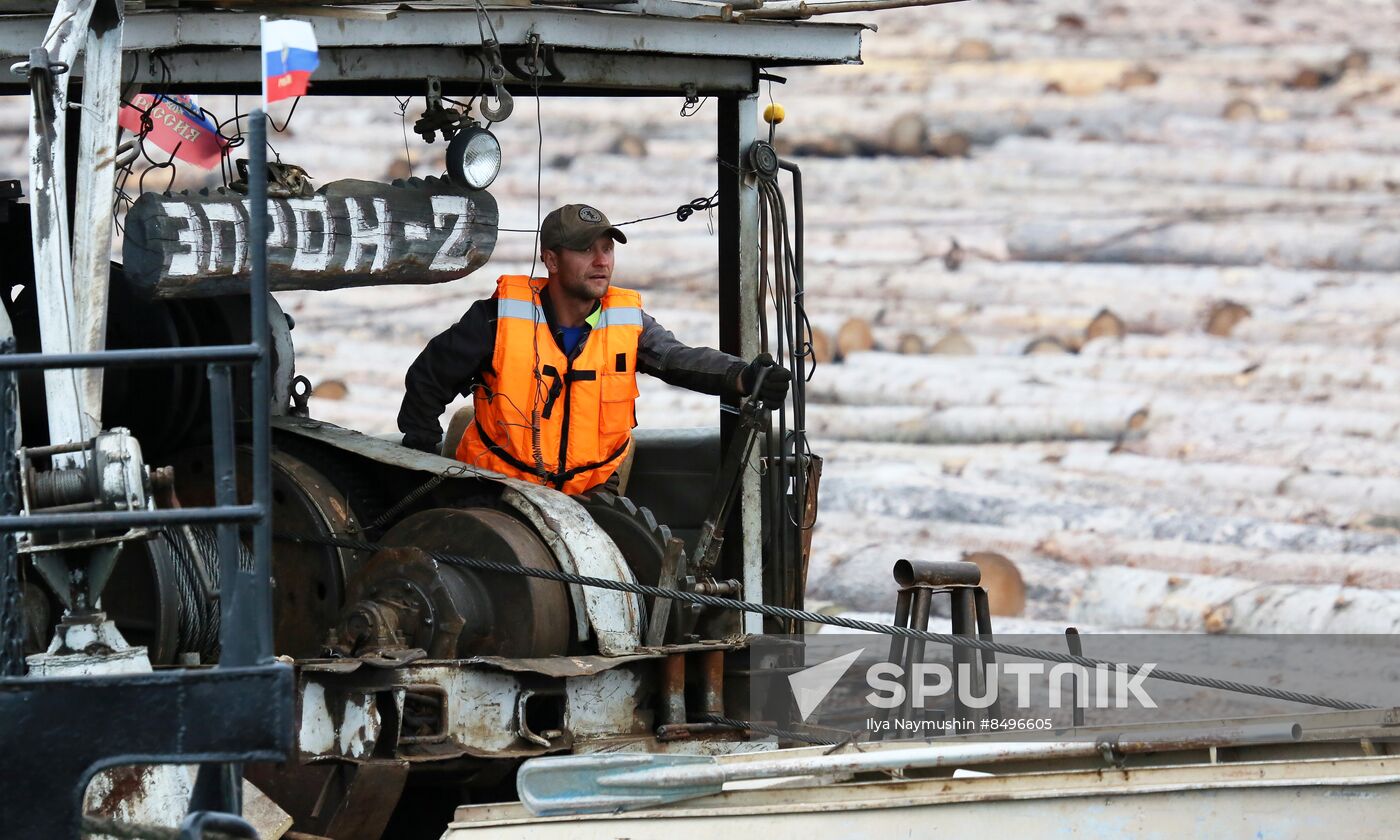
[104,525,238,664]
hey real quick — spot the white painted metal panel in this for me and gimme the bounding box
[446,756,1400,839]
[27,0,96,457]
[0,7,864,73]
[69,1,122,430]
[502,481,645,656]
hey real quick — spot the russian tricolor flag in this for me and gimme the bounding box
[261,19,319,104]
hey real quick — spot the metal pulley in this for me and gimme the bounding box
[748,140,781,182]
[18,428,153,551]
[329,507,572,659]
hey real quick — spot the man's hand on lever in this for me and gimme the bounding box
[740,353,793,407]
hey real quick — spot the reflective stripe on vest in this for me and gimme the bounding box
[497,297,547,322]
[457,275,643,494]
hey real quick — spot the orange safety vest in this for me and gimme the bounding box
[458,275,643,494]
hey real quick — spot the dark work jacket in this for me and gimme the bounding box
[397,291,748,451]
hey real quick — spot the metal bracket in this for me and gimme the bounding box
[289,375,312,418]
[501,36,565,84]
[9,47,69,80]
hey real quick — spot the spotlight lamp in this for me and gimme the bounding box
[446,123,502,190]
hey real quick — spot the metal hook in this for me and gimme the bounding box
[479,39,514,122]
[480,80,513,122]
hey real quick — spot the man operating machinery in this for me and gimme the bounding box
[398,203,792,495]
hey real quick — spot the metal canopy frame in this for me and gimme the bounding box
[0,16,861,817]
[0,2,858,628]
[0,4,865,96]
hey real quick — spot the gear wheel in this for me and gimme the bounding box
[577,490,680,588]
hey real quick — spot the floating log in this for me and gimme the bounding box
[1039,532,1400,590]
[805,403,1148,445]
[310,379,348,400]
[1008,219,1400,272]
[807,325,835,364]
[807,540,1025,617]
[835,317,875,359]
[1083,307,1126,343]
[1024,336,1073,355]
[886,112,927,157]
[1204,300,1252,336]
[1069,565,1400,634]
[817,472,1398,555]
[889,331,924,354]
[988,136,1400,193]
[965,550,1026,616]
[927,330,972,355]
[122,177,498,298]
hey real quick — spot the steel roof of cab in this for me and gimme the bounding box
[0,1,867,97]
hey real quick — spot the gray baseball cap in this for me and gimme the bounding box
[540,204,628,251]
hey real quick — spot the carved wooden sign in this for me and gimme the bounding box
[122,176,498,298]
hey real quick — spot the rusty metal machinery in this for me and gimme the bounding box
[4,267,293,462]
[161,446,365,658]
[330,507,573,660]
[575,490,674,588]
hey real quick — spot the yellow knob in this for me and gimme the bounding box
[763,102,786,125]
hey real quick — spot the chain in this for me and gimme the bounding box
[281,531,1375,712]
[0,338,24,676]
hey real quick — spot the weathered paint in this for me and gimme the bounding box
[502,482,645,655]
[69,0,122,432]
[447,756,1400,839]
[298,681,383,760]
[26,621,192,840]
[298,682,336,756]
[0,8,864,71]
[565,667,645,739]
[122,179,498,297]
[28,0,97,459]
[294,655,761,762]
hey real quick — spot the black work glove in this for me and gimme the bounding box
[402,433,440,454]
[741,353,792,405]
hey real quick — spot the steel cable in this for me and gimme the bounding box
[280,531,1374,712]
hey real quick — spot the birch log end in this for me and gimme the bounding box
[1024,335,1073,355]
[836,317,875,360]
[1084,307,1127,344]
[1205,300,1252,337]
[897,331,929,354]
[964,551,1026,616]
[929,330,974,355]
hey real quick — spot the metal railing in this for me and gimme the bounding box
[0,110,288,838]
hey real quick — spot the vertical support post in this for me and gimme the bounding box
[70,1,123,428]
[950,587,979,727]
[247,110,274,665]
[1065,627,1085,727]
[717,94,762,635]
[660,653,687,726]
[973,587,1001,720]
[897,587,933,724]
[207,365,244,663]
[0,339,22,677]
[28,1,99,460]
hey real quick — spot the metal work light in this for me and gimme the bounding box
[446,124,502,190]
